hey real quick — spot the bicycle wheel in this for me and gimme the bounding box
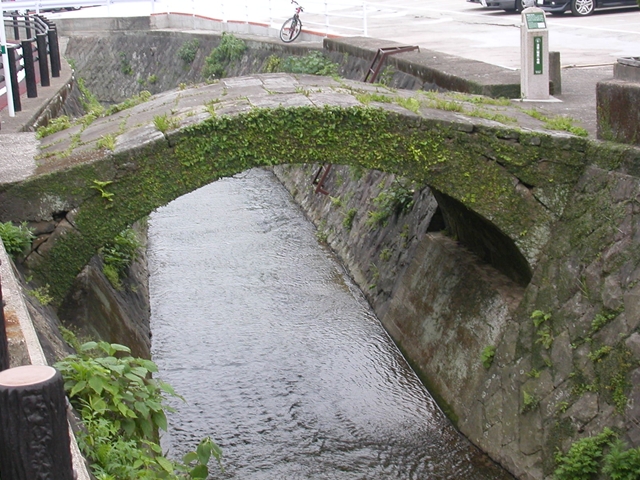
[279,17,301,43]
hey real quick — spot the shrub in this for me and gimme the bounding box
[280,51,339,76]
[201,33,247,80]
[554,428,616,480]
[177,39,200,64]
[55,340,222,479]
[603,440,640,480]
[100,228,141,289]
[0,221,34,257]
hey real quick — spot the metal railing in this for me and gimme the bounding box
[1,11,59,114]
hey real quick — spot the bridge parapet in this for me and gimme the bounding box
[1,72,636,301]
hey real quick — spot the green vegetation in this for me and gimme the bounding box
[263,54,281,73]
[554,428,618,480]
[202,33,247,80]
[481,345,496,369]
[36,115,72,139]
[379,248,392,262]
[521,108,588,136]
[280,51,339,76]
[343,208,357,231]
[154,113,180,134]
[119,52,133,75]
[100,228,141,290]
[91,179,115,204]
[96,134,117,151]
[521,390,539,413]
[532,309,554,350]
[177,39,200,64]
[366,180,415,227]
[55,340,222,479]
[28,284,54,306]
[105,90,152,116]
[0,221,34,258]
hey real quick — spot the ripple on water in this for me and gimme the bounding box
[148,168,513,480]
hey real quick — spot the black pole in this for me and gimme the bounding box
[22,40,38,98]
[36,33,50,87]
[48,28,60,78]
[0,270,9,372]
[26,15,33,40]
[0,366,74,480]
[7,45,21,112]
[12,13,20,40]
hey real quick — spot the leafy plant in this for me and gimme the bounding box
[96,134,116,151]
[154,113,180,134]
[177,39,200,64]
[263,54,281,73]
[91,179,115,204]
[554,428,616,480]
[532,310,554,349]
[201,33,247,80]
[35,115,72,138]
[343,208,357,231]
[602,440,640,480]
[55,340,222,479]
[0,221,34,257]
[28,284,54,306]
[147,74,158,84]
[105,90,152,116]
[366,180,415,227]
[280,51,339,76]
[379,248,392,262]
[100,228,141,289]
[119,52,133,75]
[521,390,538,413]
[481,345,496,369]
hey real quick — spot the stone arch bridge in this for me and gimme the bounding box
[0,73,635,301]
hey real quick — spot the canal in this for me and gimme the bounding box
[148,168,512,479]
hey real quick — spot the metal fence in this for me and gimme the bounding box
[1,11,60,113]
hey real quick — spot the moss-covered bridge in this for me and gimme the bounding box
[0,73,637,301]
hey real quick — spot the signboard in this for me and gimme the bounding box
[525,12,546,30]
[0,45,5,55]
[534,36,543,75]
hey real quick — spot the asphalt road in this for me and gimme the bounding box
[46,0,640,69]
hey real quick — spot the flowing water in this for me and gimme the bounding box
[148,168,513,479]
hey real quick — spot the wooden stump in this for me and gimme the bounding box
[0,273,9,371]
[0,365,74,480]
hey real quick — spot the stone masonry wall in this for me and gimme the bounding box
[273,163,640,480]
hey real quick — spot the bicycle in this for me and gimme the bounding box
[279,0,304,43]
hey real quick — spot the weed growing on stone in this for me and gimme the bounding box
[521,390,539,413]
[96,134,116,152]
[36,115,72,138]
[379,248,392,262]
[100,228,141,291]
[177,39,200,64]
[366,180,415,228]
[280,51,339,77]
[532,309,554,350]
[521,108,588,137]
[554,428,617,480]
[481,345,496,369]
[263,54,282,73]
[0,221,34,258]
[153,113,180,134]
[202,33,247,80]
[28,284,54,306]
[343,208,357,231]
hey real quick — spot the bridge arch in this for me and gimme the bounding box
[0,74,592,301]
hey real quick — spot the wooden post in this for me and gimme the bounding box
[0,271,9,372]
[0,365,74,480]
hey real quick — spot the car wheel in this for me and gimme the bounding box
[515,0,526,12]
[570,0,595,15]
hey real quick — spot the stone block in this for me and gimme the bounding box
[597,79,640,146]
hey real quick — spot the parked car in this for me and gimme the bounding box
[467,0,638,15]
[537,0,638,16]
